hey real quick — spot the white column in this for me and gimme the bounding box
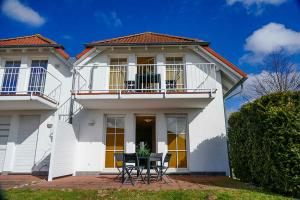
[95,55,109,91]
[3,114,19,173]
[156,113,167,155]
[17,56,29,94]
[156,54,166,90]
[0,57,4,88]
[127,54,136,81]
[125,113,135,153]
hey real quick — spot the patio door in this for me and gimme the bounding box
[28,60,48,94]
[1,60,21,94]
[167,116,187,168]
[136,116,156,153]
[136,57,158,91]
[105,116,125,168]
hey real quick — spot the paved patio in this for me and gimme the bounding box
[0,175,242,190]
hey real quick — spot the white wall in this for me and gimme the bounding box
[48,120,77,180]
[0,110,55,174]
[74,104,229,175]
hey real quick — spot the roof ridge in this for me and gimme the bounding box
[147,32,202,42]
[0,34,38,42]
[0,34,59,45]
[35,34,59,45]
[90,32,148,44]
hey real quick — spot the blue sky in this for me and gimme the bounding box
[1,0,300,112]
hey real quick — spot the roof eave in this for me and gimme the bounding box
[85,42,210,48]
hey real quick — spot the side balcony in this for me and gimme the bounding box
[0,67,61,110]
[73,63,217,109]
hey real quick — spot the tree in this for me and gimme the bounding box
[244,50,300,100]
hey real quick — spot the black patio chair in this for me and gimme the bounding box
[149,153,163,181]
[123,153,145,185]
[114,153,123,180]
[155,153,172,183]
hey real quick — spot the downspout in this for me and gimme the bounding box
[223,77,247,178]
[69,68,76,124]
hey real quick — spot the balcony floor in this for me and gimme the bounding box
[0,94,58,110]
[74,91,216,109]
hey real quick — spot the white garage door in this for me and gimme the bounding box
[14,115,40,173]
[0,116,10,172]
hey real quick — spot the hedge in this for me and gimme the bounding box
[228,91,300,197]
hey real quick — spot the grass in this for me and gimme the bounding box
[1,188,294,200]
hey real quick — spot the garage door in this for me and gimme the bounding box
[14,115,40,173]
[0,116,10,172]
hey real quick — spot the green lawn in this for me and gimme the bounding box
[1,189,294,200]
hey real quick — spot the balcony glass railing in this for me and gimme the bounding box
[0,67,61,104]
[73,63,216,94]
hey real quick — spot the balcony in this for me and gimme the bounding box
[0,67,61,110]
[73,63,217,109]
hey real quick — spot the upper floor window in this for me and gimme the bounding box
[1,60,21,94]
[28,60,48,94]
[166,57,185,91]
[109,58,127,90]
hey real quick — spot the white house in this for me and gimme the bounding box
[0,32,247,181]
[0,34,73,176]
[68,32,247,177]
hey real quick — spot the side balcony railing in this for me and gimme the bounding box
[73,63,217,95]
[0,67,62,104]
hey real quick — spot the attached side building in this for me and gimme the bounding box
[0,34,73,176]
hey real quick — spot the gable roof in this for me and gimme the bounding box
[76,32,247,78]
[0,34,70,59]
[86,32,209,47]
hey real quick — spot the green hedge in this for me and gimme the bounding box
[228,91,300,197]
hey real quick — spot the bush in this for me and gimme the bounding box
[228,91,300,197]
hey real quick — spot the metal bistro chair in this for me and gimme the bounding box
[149,153,163,181]
[155,153,172,183]
[123,153,145,185]
[114,153,124,180]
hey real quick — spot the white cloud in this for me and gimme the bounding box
[240,23,300,64]
[94,11,122,28]
[226,0,288,15]
[227,0,287,6]
[1,0,45,27]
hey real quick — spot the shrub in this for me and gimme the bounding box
[228,91,300,197]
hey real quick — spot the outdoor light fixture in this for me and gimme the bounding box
[144,119,153,123]
[88,120,96,126]
[47,123,53,128]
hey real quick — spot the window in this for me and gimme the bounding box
[1,60,21,94]
[105,116,125,168]
[109,58,127,90]
[166,57,185,91]
[167,116,187,168]
[28,60,48,94]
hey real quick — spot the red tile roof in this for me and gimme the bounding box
[77,32,247,78]
[87,32,208,46]
[0,34,70,59]
[76,47,92,59]
[202,47,247,78]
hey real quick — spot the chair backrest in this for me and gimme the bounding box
[114,153,123,168]
[149,153,163,162]
[163,153,172,164]
[124,153,139,166]
[114,153,123,162]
